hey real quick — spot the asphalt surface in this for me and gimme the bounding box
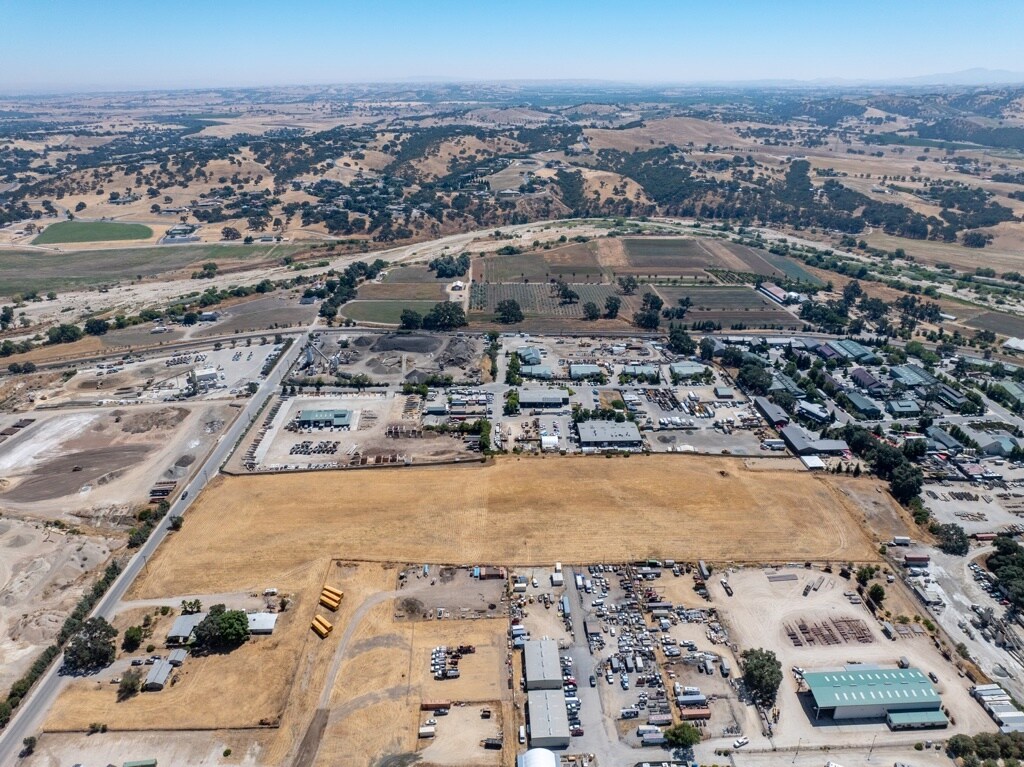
[0,327,310,764]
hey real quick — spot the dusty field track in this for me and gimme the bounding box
[133,456,879,597]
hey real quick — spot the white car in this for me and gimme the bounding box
[733,737,749,749]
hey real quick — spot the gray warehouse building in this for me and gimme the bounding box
[577,420,643,451]
[527,689,571,748]
[519,390,569,410]
[523,638,563,690]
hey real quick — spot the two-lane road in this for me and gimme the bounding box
[0,329,310,764]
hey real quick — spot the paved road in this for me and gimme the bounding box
[0,327,310,764]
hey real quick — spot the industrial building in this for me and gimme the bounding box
[713,386,735,399]
[754,396,789,428]
[797,401,830,424]
[519,390,569,410]
[886,400,921,418]
[845,391,882,420]
[669,361,707,380]
[523,638,562,690]
[296,409,353,429]
[569,364,603,380]
[890,364,938,389]
[780,425,849,456]
[802,667,946,729]
[526,689,571,748]
[926,426,964,454]
[194,367,219,385]
[517,347,542,366]
[577,420,643,450]
[621,364,659,380]
[520,365,554,380]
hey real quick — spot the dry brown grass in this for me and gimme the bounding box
[131,455,879,598]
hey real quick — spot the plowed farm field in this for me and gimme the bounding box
[130,455,880,597]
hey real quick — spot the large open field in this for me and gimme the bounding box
[32,221,153,244]
[0,243,307,296]
[469,282,625,319]
[338,299,439,325]
[131,455,880,598]
[356,282,447,301]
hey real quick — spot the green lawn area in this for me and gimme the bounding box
[0,243,307,297]
[33,221,154,244]
[339,300,440,325]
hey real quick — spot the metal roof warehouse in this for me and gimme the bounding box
[523,638,562,690]
[577,420,643,450]
[296,409,352,428]
[803,667,945,726]
[526,689,570,748]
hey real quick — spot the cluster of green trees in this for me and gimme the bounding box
[633,292,664,330]
[741,648,783,706]
[64,617,118,672]
[128,500,171,549]
[193,605,250,652]
[428,253,471,278]
[829,424,924,505]
[317,259,388,320]
[947,730,1024,765]
[496,299,524,324]
[987,536,1024,610]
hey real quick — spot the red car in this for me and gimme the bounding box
[571,727,584,736]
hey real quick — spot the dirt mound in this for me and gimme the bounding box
[404,370,430,384]
[175,454,196,468]
[371,334,442,354]
[437,337,475,366]
[6,534,31,548]
[119,407,189,434]
[354,335,376,347]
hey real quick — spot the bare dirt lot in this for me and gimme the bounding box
[132,455,880,598]
[0,403,232,518]
[0,519,119,693]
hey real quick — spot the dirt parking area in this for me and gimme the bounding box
[712,567,996,750]
[419,703,503,765]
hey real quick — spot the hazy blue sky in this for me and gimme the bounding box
[2,0,1023,92]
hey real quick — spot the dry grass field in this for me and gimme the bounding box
[131,456,879,599]
[47,559,327,732]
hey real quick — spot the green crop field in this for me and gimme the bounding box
[357,282,447,301]
[339,300,440,325]
[33,221,153,244]
[0,243,307,297]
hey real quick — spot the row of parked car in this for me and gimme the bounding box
[560,655,585,737]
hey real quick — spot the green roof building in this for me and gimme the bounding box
[803,667,945,727]
[296,409,353,428]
